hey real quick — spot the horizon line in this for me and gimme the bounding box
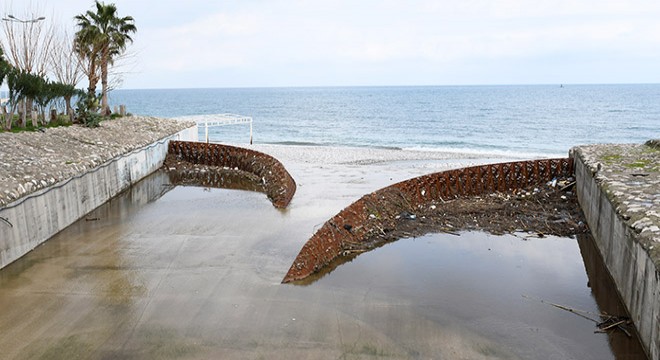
[115,82,660,92]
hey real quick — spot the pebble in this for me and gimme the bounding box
[574,141,659,247]
[0,116,194,207]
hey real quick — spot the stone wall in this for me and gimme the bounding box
[572,143,659,360]
[0,125,198,270]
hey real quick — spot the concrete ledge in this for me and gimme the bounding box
[572,143,659,359]
[0,126,198,270]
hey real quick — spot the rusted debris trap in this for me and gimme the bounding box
[165,141,296,208]
[283,158,584,283]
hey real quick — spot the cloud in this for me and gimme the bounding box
[38,0,660,87]
[139,12,261,71]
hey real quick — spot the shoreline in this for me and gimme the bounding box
[0,125,536,209]
[225,142,529,166]
[216,140,568,162]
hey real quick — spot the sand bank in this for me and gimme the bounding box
[247,143,516,166]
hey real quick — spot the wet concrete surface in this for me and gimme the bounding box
[0,153,648,359]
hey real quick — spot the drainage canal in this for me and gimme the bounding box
[0,171,646,359]
[0,149,648,359]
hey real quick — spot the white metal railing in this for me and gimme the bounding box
[174,114,253,144]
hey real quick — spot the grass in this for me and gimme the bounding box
[622,159,658,172]
[601,148,659,172]
[624,160,649,168]
[601,153,622,164]
[0,112,130,133]
[1,114,73,133]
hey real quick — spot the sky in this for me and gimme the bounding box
[3,0,660,89]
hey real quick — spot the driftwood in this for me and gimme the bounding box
[522,295,633,337]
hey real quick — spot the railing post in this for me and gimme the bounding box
[205,120,209,143]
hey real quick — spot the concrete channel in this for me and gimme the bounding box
[0,128,657,358]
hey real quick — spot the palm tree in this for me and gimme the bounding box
[74,1,136,114]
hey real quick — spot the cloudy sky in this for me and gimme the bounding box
[5,0,660,89]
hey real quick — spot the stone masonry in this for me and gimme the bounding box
[572,139,659,359]
[573,140,660,256]
[0,116,194,208]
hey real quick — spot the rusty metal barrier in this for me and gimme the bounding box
[167,141,296,208]
[282,158,573,283]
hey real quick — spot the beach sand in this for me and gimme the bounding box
[0,144,639,359]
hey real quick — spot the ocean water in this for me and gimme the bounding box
[109,84,660,157]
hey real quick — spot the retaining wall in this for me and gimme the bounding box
[573,147,659,360]
[0,126,198,270]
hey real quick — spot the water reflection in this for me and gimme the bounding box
[577,234,648,359]
[165,168,265,194]
[0,170,649,359]
[310,232,648,359]
[0,171,176,359]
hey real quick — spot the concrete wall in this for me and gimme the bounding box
[574,154,659,359]
[0,126,198,270]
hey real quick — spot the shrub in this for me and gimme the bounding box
[75,91,102,128]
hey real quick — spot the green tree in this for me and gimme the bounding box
[46,82,77,119]
[74,1,136,115]
[12,71,46,128]
[0,48,10,85]
[5,69,30,128]
[2,68,57,129]
[1,48,13,130]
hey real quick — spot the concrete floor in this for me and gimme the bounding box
[0,152,647,359]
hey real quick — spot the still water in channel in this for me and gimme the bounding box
[0,170,647,359]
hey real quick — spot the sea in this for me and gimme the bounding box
[109,84,660,158]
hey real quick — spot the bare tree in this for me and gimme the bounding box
[49,26,83,114]
[1,6,53,77]
[1,4,54,123]
[106,49,137,92]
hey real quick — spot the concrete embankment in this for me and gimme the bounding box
[572,140,659,359]
[0,117,197,269]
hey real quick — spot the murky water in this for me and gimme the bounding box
[0,169,647,359]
